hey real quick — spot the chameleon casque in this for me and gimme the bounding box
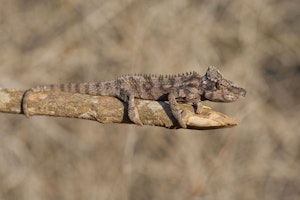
[22,66,246,128]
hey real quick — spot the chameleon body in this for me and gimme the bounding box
[22,66,246,128]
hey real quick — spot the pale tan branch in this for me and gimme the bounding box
[0,88,238,130]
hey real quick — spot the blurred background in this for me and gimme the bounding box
[0,0,299,199]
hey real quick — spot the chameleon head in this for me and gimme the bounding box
[201,66,246,102]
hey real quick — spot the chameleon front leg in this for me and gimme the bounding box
[195,101,203,114]
[168,92,187,128]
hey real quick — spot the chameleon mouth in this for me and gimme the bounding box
[203,90,236,102]
[231,86,246,97]
[203,86,246,102]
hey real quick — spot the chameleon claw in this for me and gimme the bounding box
[178,110,188,128]
[179,122,187,129]
[195,102,203,114]
[132,118,143,126]
[127,105,143,126]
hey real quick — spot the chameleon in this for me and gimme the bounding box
[22,66,246,128]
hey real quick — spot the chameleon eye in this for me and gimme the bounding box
[216,81,227,90]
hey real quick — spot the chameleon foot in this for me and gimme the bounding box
[195,101,203,114]
[128,106,143,126]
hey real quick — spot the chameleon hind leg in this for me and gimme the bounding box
[119,89,143,126]
[127,94,143,125]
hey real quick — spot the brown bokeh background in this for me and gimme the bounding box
[0,0,299,199]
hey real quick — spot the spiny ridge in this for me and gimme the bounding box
[119,71,199,80]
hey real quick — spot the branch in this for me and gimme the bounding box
[0,88,238,130]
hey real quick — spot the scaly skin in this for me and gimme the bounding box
[22,66,246,128]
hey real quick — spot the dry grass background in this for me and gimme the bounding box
[0,0,299,199]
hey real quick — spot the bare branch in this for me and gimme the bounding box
[0,88,238,130]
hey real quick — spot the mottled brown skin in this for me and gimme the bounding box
[22,66,246,128]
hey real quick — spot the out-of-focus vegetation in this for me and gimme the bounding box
[0,0,299,199]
